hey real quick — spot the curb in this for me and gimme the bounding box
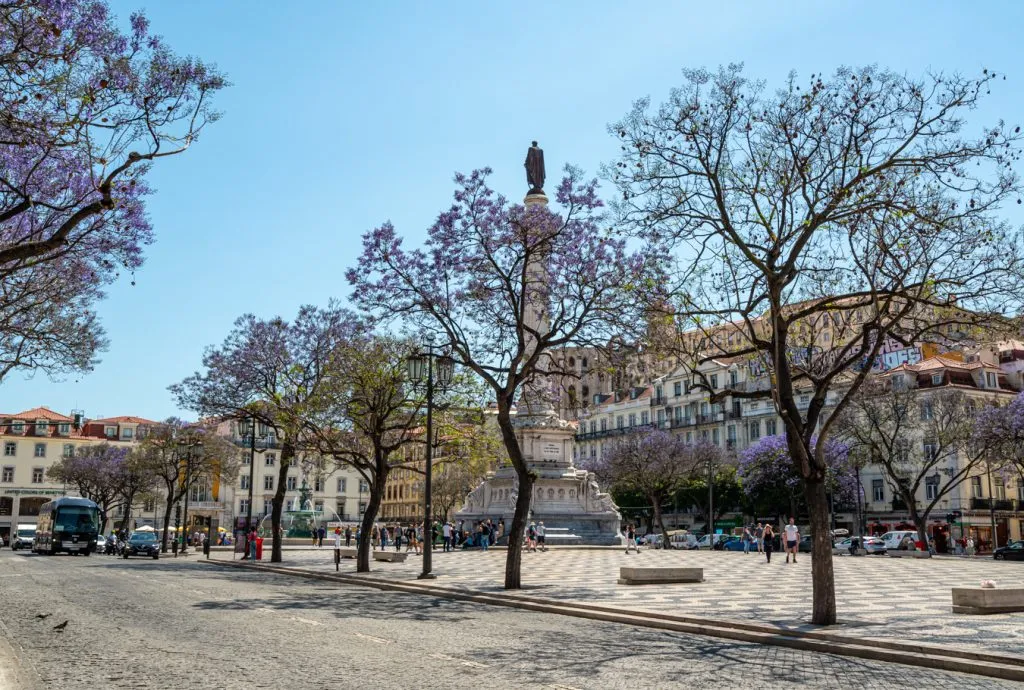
[202,559,1024,683]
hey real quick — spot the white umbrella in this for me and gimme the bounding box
[134,525,156,532]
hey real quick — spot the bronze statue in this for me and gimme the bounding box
[525,141,545,194]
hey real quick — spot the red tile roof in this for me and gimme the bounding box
[90,416,160,425]
[3,407,73,422]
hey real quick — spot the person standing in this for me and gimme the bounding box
[784,517,800,563]
[442,522,452,553]
[380,525,389,549]
[537,521,547,552]
[393,526,402,552]
[625,524,638,554]
[755,523,764,554]
[344,525,352,547]
[527,522,537,552]
[248,526,258,561]
[763,524,775,563]
[317,525,326,548]
[742,526,752,555]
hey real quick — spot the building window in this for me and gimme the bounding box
[314,501,324,512]
[616,416,624,429]
[892,374,906,391]
[766,419,777,436]
[923,442,938,463]
[58,423,70,435]
[994,476,1006,500]
[240,475,250,490]
[314,478,324,492]
[286,499,294,512]
[104,426,116,438]
[1,466,12,482]
[12,422,23,434]
[263,475,274,490]
[1018,481,1024,502]
[358,502,367,515]
[359,480,369,493]
[730,371,738,386]
[931,373,942,386]
[640,411,649,425]
[673,382,682,397]
[627,414,636,427]
[599,419,607,432]
[265,453,276,466]
[986,372,997,388]
[286,476,297,491]
[727,426,736,442]
[872,480,884,503]
[337,478,347,493]
[712,428,720,445]
[34,443,45,458]
[3,442,14,457]
[920,401,933,421]
[970,476,982,499]
[710,374,718,389]
[35,421,48,436]
[674,407,683,422]
[263,500,273,515]
[63,444,74,457]
[335,500,346,517]
[748,421,760,441]
[142,498,155,512]
[121,428,133,440]
[925,475,940,500]
[32,467,44,483]
[239,499,250,516]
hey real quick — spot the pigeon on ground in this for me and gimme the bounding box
[34,613,51,620]
[52,620,68,632]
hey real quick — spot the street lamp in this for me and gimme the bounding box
[707,458,715,545]
[177,437,203,555]
[407,345,454,580]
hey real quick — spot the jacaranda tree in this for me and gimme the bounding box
[348,166,655,589]
[0,0,226,383]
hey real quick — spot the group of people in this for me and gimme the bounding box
[739,518,800,563]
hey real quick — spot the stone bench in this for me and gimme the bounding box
[617,567,703,585]
[887,550,931,558]
[372,551,409,563]
[952,587,1024,614]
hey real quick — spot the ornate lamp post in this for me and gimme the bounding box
[407,345,454,580]
[178,437,203,555]
[238,417,259,559]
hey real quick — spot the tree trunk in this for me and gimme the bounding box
[652,494,669,549]
[495,402,530,590]
[357,461,386,573]
[160,491,174,552]
[270,440,294,563]
[804,479,837,625]
[909,506,933,558]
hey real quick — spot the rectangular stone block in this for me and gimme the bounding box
[372,551,408,563]
[952,587,1024,614]
[337,548,358,559]
[887,550,931,558]
[617,566,703,585]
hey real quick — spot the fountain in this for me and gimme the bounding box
[256,478,342,539]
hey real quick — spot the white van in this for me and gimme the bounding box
[10,523,36,550]
[878,530,920,551]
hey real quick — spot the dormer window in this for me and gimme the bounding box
[931,373,943,386]
[58,423,70,435]
[11,421,23,434]
[104,426,116,438]
[121,428,133,440]
[35,420,48,436]
[986,372,997,388]
[892,374,906,391]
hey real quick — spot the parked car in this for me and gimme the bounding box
[878,531,921,551]
[798,535,815,553]
[722,536,752,551]
[95,535,108,552]
[696,534,729,549]
[667,531,700,550]
[993,540,1024,561]
[123,531,160,559]
[833,536,886,555]
[10,524,36,551]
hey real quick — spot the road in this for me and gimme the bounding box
[0,549,1019,689]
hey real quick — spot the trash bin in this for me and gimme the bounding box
[255,537,264,561]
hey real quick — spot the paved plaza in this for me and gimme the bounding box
[1,549,1022,689]
[213,546,1024,656]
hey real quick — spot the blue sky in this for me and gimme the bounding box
[4,1,1023,421]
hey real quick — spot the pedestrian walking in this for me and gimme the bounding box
[333,527,342,571]
[743,526,752,555]
[344,525,352,547]
[763,524,775,563]
[784,517,800,563]
[393,527,402,552]
[442,522,452,552]
[248,526,258,561]
[625,524,638,554]
[537,521,547,552]
[317,525,326,548]
[380,526,389,548]
[755,523,764,553]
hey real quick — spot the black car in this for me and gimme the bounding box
[993,540,1024,561]
[798,535,815,553]
[123,532,160,559]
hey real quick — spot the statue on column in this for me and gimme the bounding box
[525,141,545,194]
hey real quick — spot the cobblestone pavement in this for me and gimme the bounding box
[222,545,1024,656]
[2,549,1021,689]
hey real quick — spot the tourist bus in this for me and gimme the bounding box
[33,497,101,556]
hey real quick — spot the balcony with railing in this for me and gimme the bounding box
[970,497,991,510]
[994,499,1016,511]
[652,396,668,407]
[891,498,908,511]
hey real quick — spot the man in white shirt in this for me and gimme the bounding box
[537,522,547,552]
[784,517,800,563]
[442,522,452,552]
